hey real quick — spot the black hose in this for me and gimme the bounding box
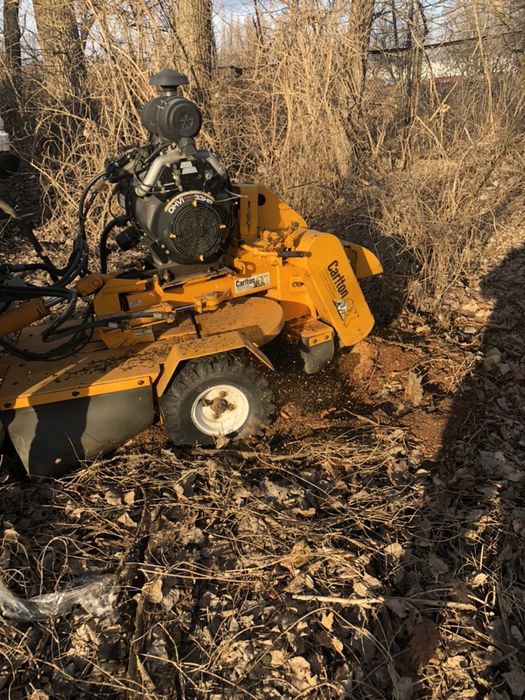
[19,221,61,282]
[0,171,106,362]
[41,289,79,341]
[0,284,79,347]
[0,284,74,303]
[99,215,128,274]
[3,263,55,274]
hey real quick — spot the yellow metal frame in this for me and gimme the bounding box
[0,297,283,410]
[91,185,382,350]
[0,183,382,414]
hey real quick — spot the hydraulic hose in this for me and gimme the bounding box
[99,215,129,274]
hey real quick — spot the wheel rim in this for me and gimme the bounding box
[190,384,250,436]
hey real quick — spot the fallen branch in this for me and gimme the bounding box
[189,447,307,462]
[291,593,476,611]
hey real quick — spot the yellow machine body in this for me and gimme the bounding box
[0,185,381,475]
[89,185,381,351]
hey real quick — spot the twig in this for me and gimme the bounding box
[189,447,307,462]
[292,593,477,611]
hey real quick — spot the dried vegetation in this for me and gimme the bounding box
[0,242,523,698]
[2,2,525,305]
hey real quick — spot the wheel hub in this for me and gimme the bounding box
[191,384,250,436]
[203,391,235,419]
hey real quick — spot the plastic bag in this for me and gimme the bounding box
[0,574,116,621]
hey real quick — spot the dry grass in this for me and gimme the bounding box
[0,436,462,697]
[0,341,522,698]
[2,3,524,308]
[0,243,523,698]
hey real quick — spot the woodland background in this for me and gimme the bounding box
[1,0,525,303]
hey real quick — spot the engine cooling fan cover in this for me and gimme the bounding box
[156,190,230,265]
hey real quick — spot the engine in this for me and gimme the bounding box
[105,69,236,269]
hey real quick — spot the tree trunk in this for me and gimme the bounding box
[3,0,21,75]
[252,0,264,48]
[173,0,216,101]
[347,0,375,114]
[32,0,86,103]
[403,0,425,133]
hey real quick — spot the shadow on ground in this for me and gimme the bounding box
[386,244,525,698]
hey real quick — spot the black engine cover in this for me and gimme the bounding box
[134,189,232,265]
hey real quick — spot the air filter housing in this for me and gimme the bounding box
[134,188,231,266]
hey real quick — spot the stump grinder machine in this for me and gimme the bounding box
[0,70,382,477]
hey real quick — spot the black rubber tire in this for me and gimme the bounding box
[160,353,275,446]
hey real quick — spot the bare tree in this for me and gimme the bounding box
[252,0,264,48]
[32,0,86,102]
[347,0,376,113]
[172,0,216,99]
[402,0,427,132]
[3,0,22,76]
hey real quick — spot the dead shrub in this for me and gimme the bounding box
[1,2,524,311]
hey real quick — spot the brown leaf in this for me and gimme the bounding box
[233,486,251,504]
[2,528,18,542]
[27,692,50,700]
[270,650,286,667]
[284,573,313,594]
[363,573,382,589]
[142,577,163,604]
[288,656,317,689]
[353,582,369,597]
[214,434,230,449]
[124,490,135,506]
[409,621,440,667]
[472,573,489,588]
[281,541,311,573]
[384,542,405,559]
[315,630,344,654]
[292,507,317,517]
[444,655,466,670]
[320,610,334,631]
[331,635,344,654]
[105,490,121,506]
[117,512,137,528]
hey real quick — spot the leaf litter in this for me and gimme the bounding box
[0,244,523,698]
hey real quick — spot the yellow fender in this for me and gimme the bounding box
[155,330,274,397]
[342,242,383,279]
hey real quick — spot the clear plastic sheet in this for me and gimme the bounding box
[0,574,116,621]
